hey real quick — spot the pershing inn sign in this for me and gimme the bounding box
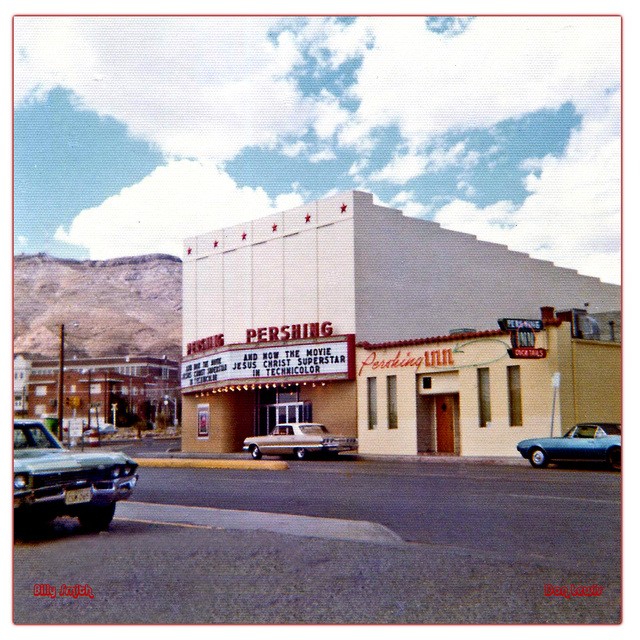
[181,332,355,391]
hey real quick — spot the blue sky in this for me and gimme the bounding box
[13,16,621,283]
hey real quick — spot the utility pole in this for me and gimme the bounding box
[57,324,65,440]
[87,368,92,432]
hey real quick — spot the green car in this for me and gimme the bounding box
[14,419,138,531]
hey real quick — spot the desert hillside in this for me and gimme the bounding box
[13,253,182,361]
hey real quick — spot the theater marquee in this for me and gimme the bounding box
[181,335,355,391]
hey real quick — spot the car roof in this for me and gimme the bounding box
[576,422,621,428]
[14,419,46,426]
[277,423,324,428]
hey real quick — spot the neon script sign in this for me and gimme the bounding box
[358,349,454,376]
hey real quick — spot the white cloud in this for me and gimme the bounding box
[369,153,428,184]
[434,90,621,284]
[14,17,321,161]
[340,16,620,149]
[348,159,368,176]
[14,16,621,284]
[309,148,336,163]
[370,142,474,184]
[54,160,304,260]
[281,141,308,157]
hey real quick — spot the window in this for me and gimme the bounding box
[367,377,377,430]
[507,366,522,426]
[477,368,491,428]
[35,385,47,396]
[387,376,398,429]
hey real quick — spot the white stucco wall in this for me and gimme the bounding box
[352,192,620,343]
[184,190,620,352]
[183,192,356,352]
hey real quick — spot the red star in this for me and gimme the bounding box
[187,247,192,255]
[305,213,311,223]
[340,203,347,213]
[213,240,218,248]
[272,223,278,232]
[241,232,247,240]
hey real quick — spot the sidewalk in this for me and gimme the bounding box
[129,447,527,468]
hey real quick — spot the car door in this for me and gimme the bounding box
[562,424,599,460]
[269,425,295,455]
[592,427,613,460]
[277,424,296,454]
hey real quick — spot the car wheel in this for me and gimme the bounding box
[250,445,262,460]
[77,503,116,531]
[607,447,621,471]
[529,448,549,468]
[295,448,308,460]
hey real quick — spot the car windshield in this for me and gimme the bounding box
[14,423,61,450]
[299,424,329,435]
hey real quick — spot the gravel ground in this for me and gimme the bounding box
[14,518,621,625]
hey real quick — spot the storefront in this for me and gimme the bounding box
[356,312,621,457]
[181,332,357,453]
[181,190,620,455]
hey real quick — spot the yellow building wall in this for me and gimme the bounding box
[182,391,255,453]
[571,340,621,424]
[299,381,357,437]
[355,323,621,457]
[357,369,419,455]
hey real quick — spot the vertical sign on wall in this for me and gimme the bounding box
[197,404,210,439]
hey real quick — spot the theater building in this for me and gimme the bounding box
[181,191,620,456]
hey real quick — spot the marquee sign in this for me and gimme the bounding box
[181,335,355,391]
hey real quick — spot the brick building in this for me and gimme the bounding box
[15,354,180,429]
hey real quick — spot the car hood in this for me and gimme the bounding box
[14,449,135,474]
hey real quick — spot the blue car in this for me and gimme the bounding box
[517,423,621,470]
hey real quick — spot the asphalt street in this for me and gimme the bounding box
[14,453,621,624]
[130,460,621,573]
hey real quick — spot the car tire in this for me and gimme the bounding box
[295,448,308,460]
[77,503,116,531]
[250,445,262,460]
[607,447,621,471]
[529,448,549,469]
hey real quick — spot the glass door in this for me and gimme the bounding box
[257,401,312,435]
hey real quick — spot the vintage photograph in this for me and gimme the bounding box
[12,14,622,625]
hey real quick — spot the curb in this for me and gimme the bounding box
[135,457,289,471]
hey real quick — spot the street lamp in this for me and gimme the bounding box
[164,395,178,426]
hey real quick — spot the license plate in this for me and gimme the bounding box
[65,487,92,505]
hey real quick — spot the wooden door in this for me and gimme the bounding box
[436,395,455,453]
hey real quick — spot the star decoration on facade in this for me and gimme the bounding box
[340,203,347,213]
[241,232,247,240]
[305,213,311,223]
[272,223,278,232]
[213,240,218,248]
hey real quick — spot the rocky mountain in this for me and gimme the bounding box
[13,253,182,361]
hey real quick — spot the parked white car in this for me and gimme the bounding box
[243,423,357,460]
